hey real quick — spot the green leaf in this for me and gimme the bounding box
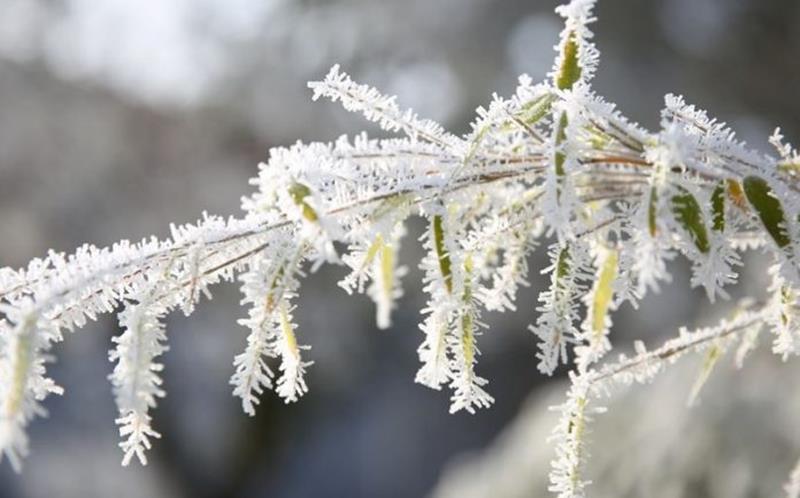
[743,176,791,249]
[460,312,475,366]
[460,254,475,365]
[671,188,710,254]
[556,32,582,90]
[519,93,555,125]
[711,182,725,232]
[648,186,659,237]
[556,245,571,280]
[726,179,747,210]
[591,249,618,336]
[461,254,473,302]
[368,194,410,223]
[277,301,298,355]
[432,215,453,294]
[781,286,795,328]
[266,265,286,313]
[554,112,569,177]
[361,234,384,271]
[778,161,800,174]
[288,182,319,222]
[380,242,395,302]
[687,342,723,406]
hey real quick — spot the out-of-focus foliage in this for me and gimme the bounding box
[1,1,800,497]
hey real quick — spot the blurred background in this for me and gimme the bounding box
[1,0,800,497]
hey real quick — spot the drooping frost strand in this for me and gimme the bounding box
[2,0,800,494]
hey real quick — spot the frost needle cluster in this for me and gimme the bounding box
[2,1,800,496]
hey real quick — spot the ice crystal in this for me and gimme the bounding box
[3,0,800,495]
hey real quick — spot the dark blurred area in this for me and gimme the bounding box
[0,1,798,497]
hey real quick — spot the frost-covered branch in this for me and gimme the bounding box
[2,0,800,495]
[547,304,768,497]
